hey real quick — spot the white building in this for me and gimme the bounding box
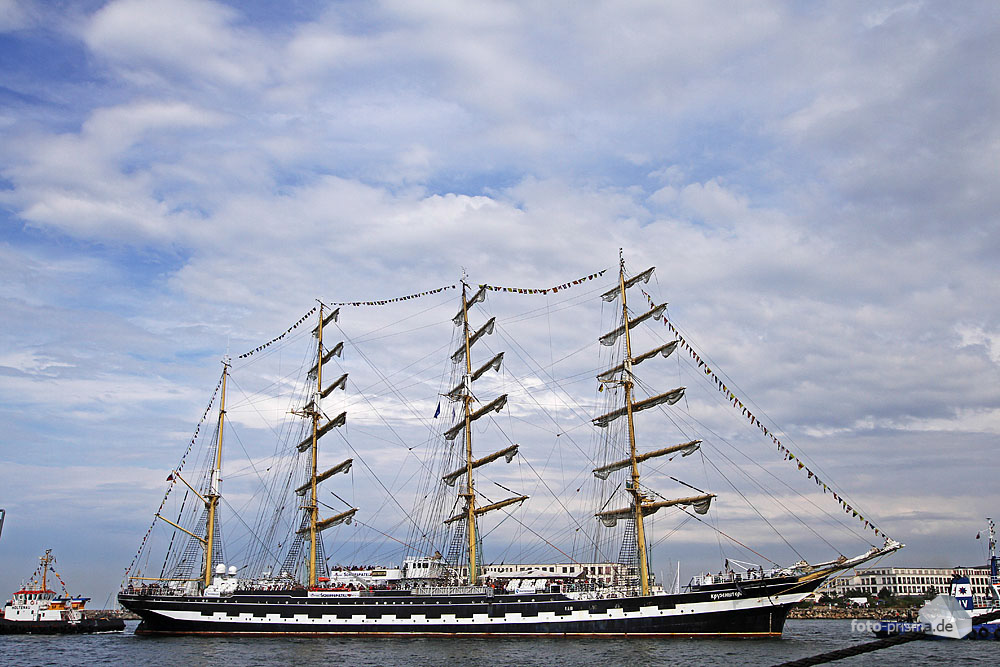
[823,565,993,605]
[455,562,628,585]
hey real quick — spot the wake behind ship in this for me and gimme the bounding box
[119,257,901,636]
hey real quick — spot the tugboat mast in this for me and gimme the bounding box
[40,549,52,591]
[989,517,998,600]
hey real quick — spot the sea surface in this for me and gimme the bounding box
[0,619,995,666]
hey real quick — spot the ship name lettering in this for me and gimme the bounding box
[710,591,743,600]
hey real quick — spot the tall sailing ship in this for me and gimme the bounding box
[119,258,902,636]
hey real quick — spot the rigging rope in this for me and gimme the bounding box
[479,269,608,295]
[330,284,456,307]
[238,307,317,359]
[632,363,872,546]
[122,370,224,586]
[635,288,891,543]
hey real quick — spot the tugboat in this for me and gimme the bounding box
[956,518,1000,640]
[1,549,125,634]
[874,518,1000,640]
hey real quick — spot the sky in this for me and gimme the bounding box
[1,0,999,604]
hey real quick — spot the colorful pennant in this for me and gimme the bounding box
[123,374,224,582]
[238,307,318,359]
[636,288,890,542]
[241,270,607,363]
[479,269,607,295]
[332,284,457,307]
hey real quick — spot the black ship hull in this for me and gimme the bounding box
[0,617,125,634]
[120,576,821,637]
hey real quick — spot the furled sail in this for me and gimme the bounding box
[308,342,344,376]
[295,458,353,496]
[592,440,702,480]
[296,411,346,451]
[442,444,519,487]
[452,286,488,325]
[443,394,508,441]
[592,387,685,428]
[301,507,357,533]
[599,304,667,346]
[471,352,504,382]
[446,353,504,400]
[444,495,529,524]
[599,267,655,302]
[597,341,678,382]
[596,493,715,527]
[446,376,471,402]
[311,308,340,335]
[320,373,348,398]
[451,317,496,362]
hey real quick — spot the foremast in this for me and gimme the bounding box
[618,262,652,596]
[298,304,356,588]
[594,257,714,595]
[443,282,525,585]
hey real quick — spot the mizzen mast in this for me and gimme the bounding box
[461,285,479,585]
[297,304,355,588]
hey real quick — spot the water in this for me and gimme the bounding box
[0,620,995,666]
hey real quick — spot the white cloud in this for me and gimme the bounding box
[1,100,228,240]
[84,0,266,88]
[0,0,34,31]
[955,323,1000,364]
[675,179,751,225]
[863,2,923,30]
[0,350,73,374]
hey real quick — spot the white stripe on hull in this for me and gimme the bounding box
[145,591,807,629]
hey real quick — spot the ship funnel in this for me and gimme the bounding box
[949,575,974,611]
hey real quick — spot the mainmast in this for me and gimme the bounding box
[593,256,714,595]
[461,284,479,584]
[443,281,524,586]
